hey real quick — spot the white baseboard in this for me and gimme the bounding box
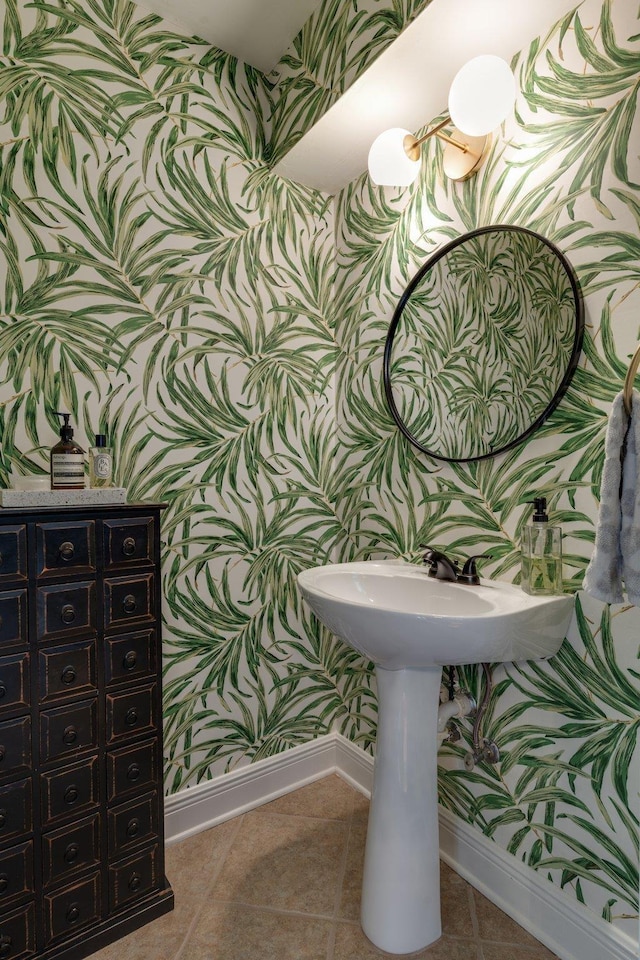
[164,733,637,960]
[439,808,638,960]
[164,732,342,844]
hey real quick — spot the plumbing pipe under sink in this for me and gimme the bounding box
[437,689,476,744]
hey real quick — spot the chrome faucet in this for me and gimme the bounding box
[422,547,490,585]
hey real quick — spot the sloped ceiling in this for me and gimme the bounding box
[273,0,581,193]
[136,0,322,73]
[135,0,580,193]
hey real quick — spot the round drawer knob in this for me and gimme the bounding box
[125,707,138,727]
[62,725,78,746]
[128,872,142,892]
[61,666,77,685]
[126,762,140,782]
[0,747,5,763]
[64,785,78,804]
[0,810,7,829]
[59,541,75,561]
[66,904,80,924]
[123,651,137,670]
[64,842,80,864]
[61,604,76,625]
[122,537,136,557]
[0,873,9,894]
[126,817,140,838]
[0,683,6,700]
[122,595,137,614]
[0,935,12,958]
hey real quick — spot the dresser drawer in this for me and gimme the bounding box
[107,739,158,802]
[104,574,154,631]
[105,630,156,687]
[0,527,27,585]
[0,780,32,846]
[42,814,100,888]
[106,683,158,745]
[40,698,98,765]
[109,844,160,912]
[35,521,96,579]
[36,581,96,642]
[103,517,155,570]
[0,902,35,960]
[0,655,29,716]
[108,793,159,859]
[0,592,28,650]
[43,871,100,945]
[41,757,99,828]
[0,841,33,908]
[38,640,97,704]
[0,718,30,782]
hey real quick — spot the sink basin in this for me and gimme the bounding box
[298,560,574,668]
[297,560,575,954]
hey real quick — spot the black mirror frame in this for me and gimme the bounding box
[382,224,584,463]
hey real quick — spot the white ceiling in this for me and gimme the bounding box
[137,0,322,73]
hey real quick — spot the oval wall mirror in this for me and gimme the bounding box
[383,225,584,462]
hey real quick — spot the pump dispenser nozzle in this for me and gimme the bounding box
[54,412,74,442]
[527,497,549,523]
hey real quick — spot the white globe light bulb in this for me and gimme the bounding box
[368,128,421,186]
[448,55,516,137]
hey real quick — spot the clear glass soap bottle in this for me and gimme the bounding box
[89,434,114,488]
[520,497,563,595]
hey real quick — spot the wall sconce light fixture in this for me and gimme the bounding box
[368,55,515,186]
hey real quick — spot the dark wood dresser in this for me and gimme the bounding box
[0,503,173,960]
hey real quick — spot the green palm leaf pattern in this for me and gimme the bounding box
[0,0,638,942]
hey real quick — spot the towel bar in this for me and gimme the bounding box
[623,343,640,415]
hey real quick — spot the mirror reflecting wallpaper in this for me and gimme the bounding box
[383,226,584,461]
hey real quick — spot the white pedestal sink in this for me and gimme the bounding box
[297,561,575,955]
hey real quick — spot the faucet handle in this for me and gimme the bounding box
[457,554,492,585]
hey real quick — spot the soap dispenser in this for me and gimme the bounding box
[50,412,85,490]
[520,497,563,596]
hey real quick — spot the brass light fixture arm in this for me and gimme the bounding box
[403,113,477,160]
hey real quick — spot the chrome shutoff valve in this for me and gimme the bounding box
[464,738,500,771]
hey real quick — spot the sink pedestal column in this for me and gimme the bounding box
[361,666,442,954]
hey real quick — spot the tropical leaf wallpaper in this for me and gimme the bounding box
[0,0,638,948]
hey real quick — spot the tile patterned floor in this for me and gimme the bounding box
[91,776,560,960]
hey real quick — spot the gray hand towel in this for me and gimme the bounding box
[583,389,640,604]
